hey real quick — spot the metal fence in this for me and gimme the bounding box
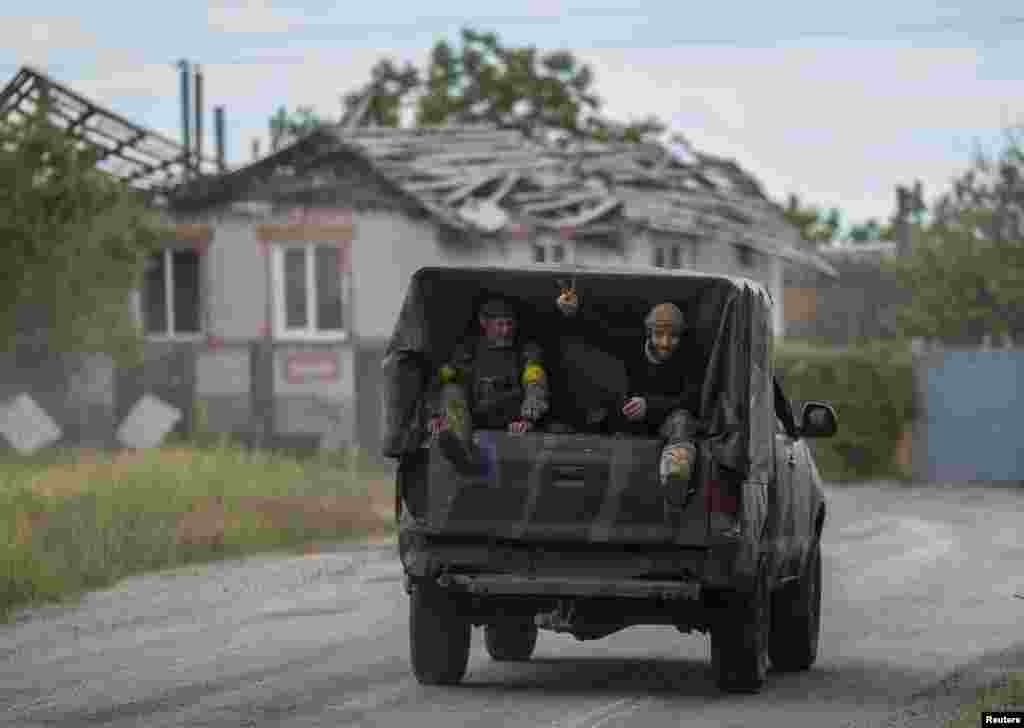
[0,342,297,456]
[912,346,1023,481]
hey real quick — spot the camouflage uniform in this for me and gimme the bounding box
[431,298,549,475]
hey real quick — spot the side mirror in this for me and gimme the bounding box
[800,402,838,438]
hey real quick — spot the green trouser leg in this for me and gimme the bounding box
[439,383,473,443]
[437,383,481,476]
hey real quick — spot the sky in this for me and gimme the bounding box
[3,1,1024,230]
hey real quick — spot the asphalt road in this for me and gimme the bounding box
[2,482,1022,728]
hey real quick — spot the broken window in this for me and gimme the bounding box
[669,244,682,269]
[284,248,308,328]
[315,246,344,331]
[274,243,347,339]
[142,249,201,336]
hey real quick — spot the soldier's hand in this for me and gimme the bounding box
[521,398,546,422]
[508,418,532,434]
[623,397,647,421]
[556,286,579,317]
[428,415,449,435]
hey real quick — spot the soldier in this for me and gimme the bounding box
[557,286,701,488]
[428,297,550,476]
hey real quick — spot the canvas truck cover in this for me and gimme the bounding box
[382,265,774,486]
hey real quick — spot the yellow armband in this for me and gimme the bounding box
[439,364,461,385]
[522,363,546,387]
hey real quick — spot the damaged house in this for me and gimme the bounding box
[0,65,834,455]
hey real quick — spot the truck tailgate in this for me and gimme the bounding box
[423,431,708,546]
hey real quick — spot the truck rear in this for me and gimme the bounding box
[385,265,779,693]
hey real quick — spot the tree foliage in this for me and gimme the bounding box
[341,58,420,128]
[848,219,882,241]
[0,107,160,363]
[886,136,1024,344]
[321,27,668,143]
[269,105,323,152]
[782,194,841,246]
[414,29,604,138]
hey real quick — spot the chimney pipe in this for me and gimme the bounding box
[178,60,191,179]
[214,105,226,173]
[194,64,204,175]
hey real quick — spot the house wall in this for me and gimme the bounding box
[195,345,252,435]
[273,343,355,445]
[622,227,785,336]
[350,210,444,344]
[784,258,910,344]
[131,210,360,450]
[203,219,268,340]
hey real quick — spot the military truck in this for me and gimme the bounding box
[382,265,836,694]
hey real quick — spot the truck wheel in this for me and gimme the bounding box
[769,542,822,672]
[409,583,471,685]
[710,560,770,693]
[484,618,538,662]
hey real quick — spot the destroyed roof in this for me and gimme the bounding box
[170,119,834,276]
[0,66,217,193]
[330,125,835,275]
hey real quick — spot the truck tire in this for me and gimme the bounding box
[409,583,471,685]
[484,619,538,662]
[710,559,771,693]
[769,541,821,672]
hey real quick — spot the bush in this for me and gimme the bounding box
[775,339,917,482]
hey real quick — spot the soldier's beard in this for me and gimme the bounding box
[645,338,676,364]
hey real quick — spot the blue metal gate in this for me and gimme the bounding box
[921,349,1023,481]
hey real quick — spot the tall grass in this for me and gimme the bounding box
[0,443,395,622]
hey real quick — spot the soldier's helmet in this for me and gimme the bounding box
[479,297,517,349]
[479,298,517,321]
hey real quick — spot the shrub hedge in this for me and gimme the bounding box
[774,339,917,482]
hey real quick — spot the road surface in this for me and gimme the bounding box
[2,482,1022,727]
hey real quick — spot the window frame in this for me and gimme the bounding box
[141,247,204,341]
[668,244,682,269]
[533,237,571,265]
[270,241,350,342]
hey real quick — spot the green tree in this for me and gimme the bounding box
[341,58,420,128]
[886,138,1024,344]
[0,105,160,363]
[782,194,841,245]
[269,105,325,151]
[335,27,666,142]
[415,28,605,139]
[848,219,882,241]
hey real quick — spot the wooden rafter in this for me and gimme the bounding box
[0,65,217,192]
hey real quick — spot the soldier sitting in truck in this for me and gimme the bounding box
[428,297,550,476]
[556,286,702,488]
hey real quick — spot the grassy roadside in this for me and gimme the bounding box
[0,443,396,622]
[945,672,1024,727]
